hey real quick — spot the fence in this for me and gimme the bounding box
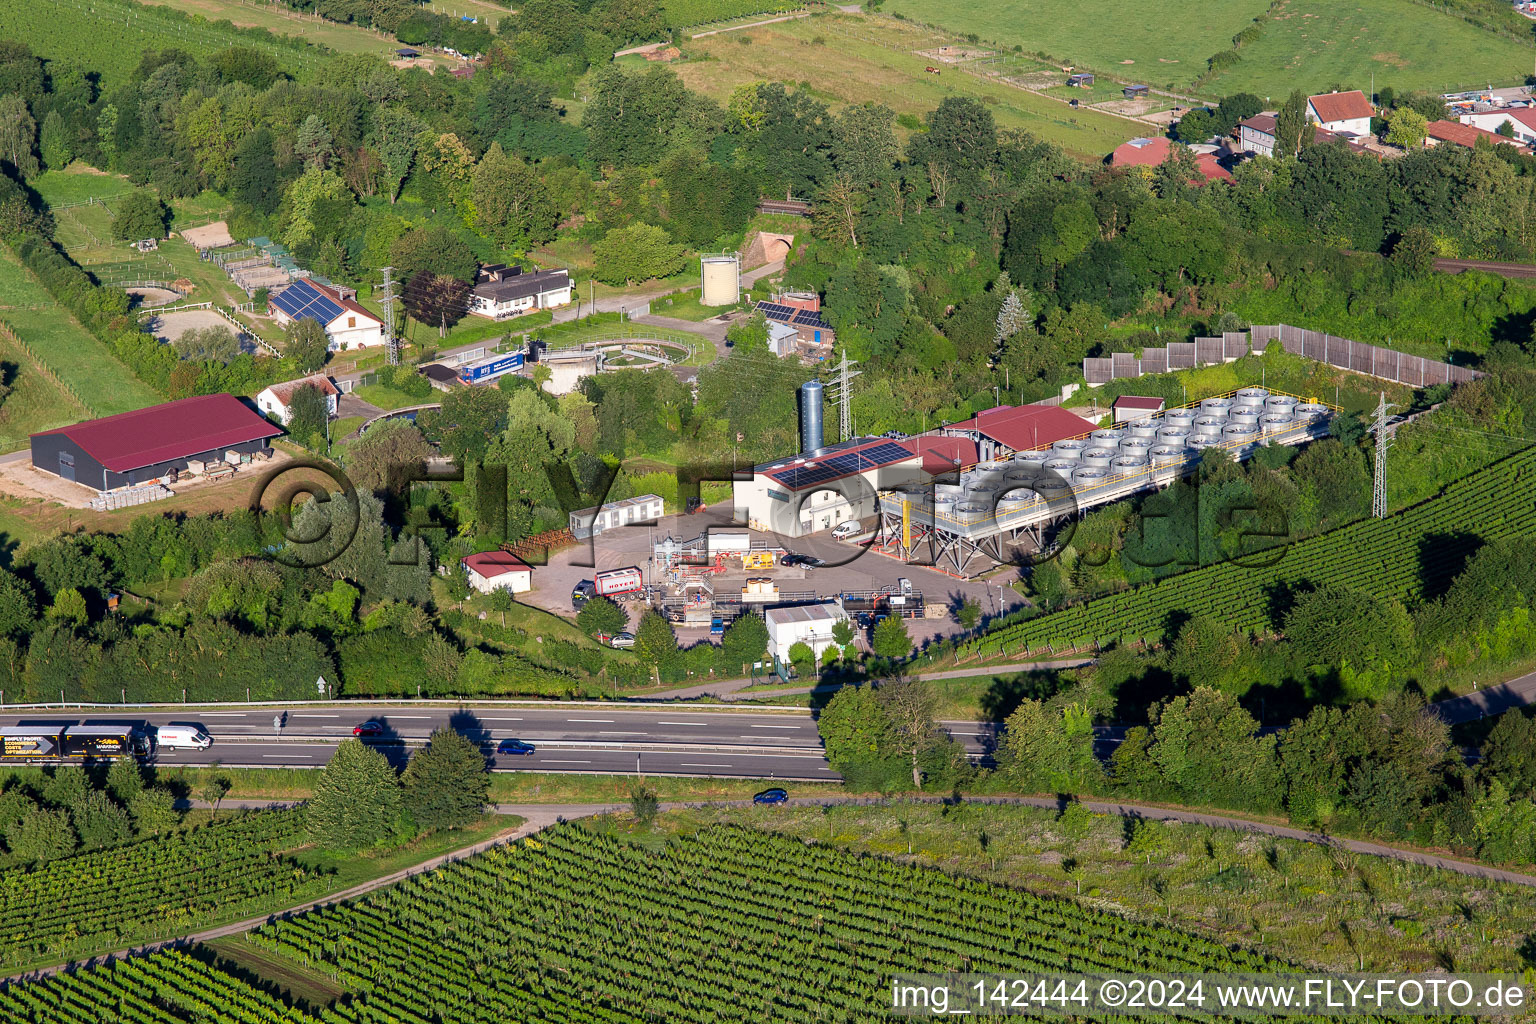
[0,318,97,417]
[1084,324,1483,388]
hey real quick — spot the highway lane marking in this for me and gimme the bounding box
[657,721,710,726]
[567,718,615,722]
[480,717,524,721]
[681,763,734,768]
[293,714,339,718]
[388,716,432,720]
[261,754,314,759]
[543,759,592,763]
[599,731,645,735]
[748,725,803,729]
[200,713,250,717]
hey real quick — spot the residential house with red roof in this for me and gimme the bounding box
[1306,91,1374,137]
[29,394,282,491]
[270,278,385,350]
[256,374,340,425]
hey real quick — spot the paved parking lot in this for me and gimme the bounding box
[517,504,1026,646]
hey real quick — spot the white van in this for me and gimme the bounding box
[831,521,862,540]
[155,724,213,750]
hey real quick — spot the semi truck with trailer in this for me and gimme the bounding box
[0,725,151,764]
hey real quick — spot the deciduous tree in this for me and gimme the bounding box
[401,727,489,831]
[307,740,404,849]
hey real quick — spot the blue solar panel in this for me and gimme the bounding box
[755,301,796,321]
[274,280,344,325]
[769,442,913,489]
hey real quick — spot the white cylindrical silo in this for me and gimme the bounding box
[700,254,741,306]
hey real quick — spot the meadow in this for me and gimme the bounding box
[676,13,1137,160]
[0,251,161,426]
[1202,0,1536,99]
[0,0,324,89]
[884,0,1536,97]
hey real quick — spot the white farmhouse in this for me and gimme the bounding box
[1305,90,1374,137]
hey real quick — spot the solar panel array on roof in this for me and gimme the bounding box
[272,279,344,325]
[769,441,913,489]
[756,301,796,320]
[790,309,829,329]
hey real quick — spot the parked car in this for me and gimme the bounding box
[710,616,724,636]
[753,788,789,806]
[780,554,825,568]
[608,631,636,649]
[831,521,861,540]
[571,580,595,608]
[353,720,384,737]
[497,738,535,756]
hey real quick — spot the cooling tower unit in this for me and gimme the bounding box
[700,253,741,306]
[799,380,825,453]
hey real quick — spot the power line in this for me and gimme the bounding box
[379,266,399,367]
[1371,391,1398,519]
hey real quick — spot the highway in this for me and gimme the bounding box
[0,706,994,781]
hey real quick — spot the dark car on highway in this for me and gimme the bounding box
[353,720,384,737]
[497,739,536,756]
[753,788,789,805]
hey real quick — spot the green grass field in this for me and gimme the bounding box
[883,0,1265,89]
[676,12,1137,160]
[885,0,1534,97]
[1204,0,1536,99]
[0,250,161,423]
[0,0,324,89]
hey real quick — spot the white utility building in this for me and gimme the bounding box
[765,602,848,664]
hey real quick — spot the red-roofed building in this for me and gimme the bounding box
[1111,395,1166,423]
[1427,118,1528,151]
[29,394,282,491]
[1109,136,1232,184]
[462,551,533,594]
[941,404,1098,459]
[900,435,978,476]
[256,374,340,425]
[1306,91,1374,136]
[270,278,385,350]
[1457,108,1536,147]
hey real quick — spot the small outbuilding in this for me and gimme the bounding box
[1111,395,1167,423]
[256,374,340,425]
[1123,84,1150,99]
[1068,73,1094,88]
[765,601,848,665]
[462,551,533,594]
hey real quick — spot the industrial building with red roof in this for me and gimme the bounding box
[940,404,1099,459]
[1109,136,1232,183]
[29,394,282,491]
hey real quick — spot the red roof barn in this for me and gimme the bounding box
[29,394,282,491]
[942,404,1099,457]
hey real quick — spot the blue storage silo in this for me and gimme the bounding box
[800,380,824,454]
